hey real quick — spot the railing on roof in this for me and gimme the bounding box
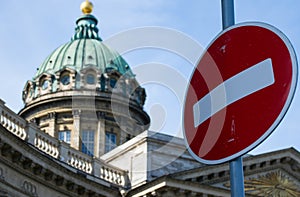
[0,99,129,187]
[0,100,27,140]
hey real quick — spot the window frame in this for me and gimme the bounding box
[86,73,96,85]
[60,74,70,86]
[58,130,71,144]
[41,79,49,90]
[105,132,117,153]
[81,130,95,156]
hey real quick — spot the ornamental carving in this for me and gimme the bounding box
[244,171,300,196]
[223,171,300,196]
[22,180,37,196]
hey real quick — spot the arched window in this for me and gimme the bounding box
[23,82,35,102]
[60,74,70,85]
[41,79,49,90]
[86,73,96,85]
[28,87,34,98]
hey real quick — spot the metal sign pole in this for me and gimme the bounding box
[221,0,245,196]
[229,157,245,196]
[221,0,235,29]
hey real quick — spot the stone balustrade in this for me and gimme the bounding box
[0,99,129,187]
[67,147,93,173]
[100,164,127,186]
[0,100,27,140]
[91,157,128,186]
[34,128,60,159]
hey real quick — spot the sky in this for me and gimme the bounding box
[0,0,299,156]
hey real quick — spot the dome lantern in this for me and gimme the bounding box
[73,0,101,41]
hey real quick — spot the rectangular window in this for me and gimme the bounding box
[105,132,116,153]
[58,130,71,144]
[81,130,94,156]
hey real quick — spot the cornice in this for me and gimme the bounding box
[0,124,121,196]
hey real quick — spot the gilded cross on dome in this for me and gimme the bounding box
[80,0,93,14]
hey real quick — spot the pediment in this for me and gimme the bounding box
[171,148,300,196]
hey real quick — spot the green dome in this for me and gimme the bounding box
[34,39,134,79]
[34,14,134,79]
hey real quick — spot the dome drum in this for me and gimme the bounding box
[23,68,146,108]
[19,94,150,157]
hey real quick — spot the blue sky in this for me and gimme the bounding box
[0,1,299,155]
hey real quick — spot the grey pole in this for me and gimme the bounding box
[229,157,245,197]
[221,1,245,197]
[221,0,235,29]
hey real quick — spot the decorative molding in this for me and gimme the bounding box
[22,180,37,197]
[47,112,56,119]
[244,171,300,196]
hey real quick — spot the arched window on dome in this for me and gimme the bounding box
[61,74,70,85]
[86,73,95,85]
[39,75,52,95]
[23,81,35,103]
[42,79,49,90]
[80,68,99,89]
[58,70,73,91]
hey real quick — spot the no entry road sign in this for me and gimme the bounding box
[183,22,297,164]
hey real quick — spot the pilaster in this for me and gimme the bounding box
[72,110,81,150]
[47,112,56,137]
[97,112,106,156]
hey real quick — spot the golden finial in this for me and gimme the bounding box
[80,0,93,14]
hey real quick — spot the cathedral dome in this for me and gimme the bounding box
[21,10,143,108]
[19,1,150,157]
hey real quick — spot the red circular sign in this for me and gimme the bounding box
[183,22,297,164]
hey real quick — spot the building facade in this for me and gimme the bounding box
[0,1,299,196]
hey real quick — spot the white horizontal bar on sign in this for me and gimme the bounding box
[193,58,275,128]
